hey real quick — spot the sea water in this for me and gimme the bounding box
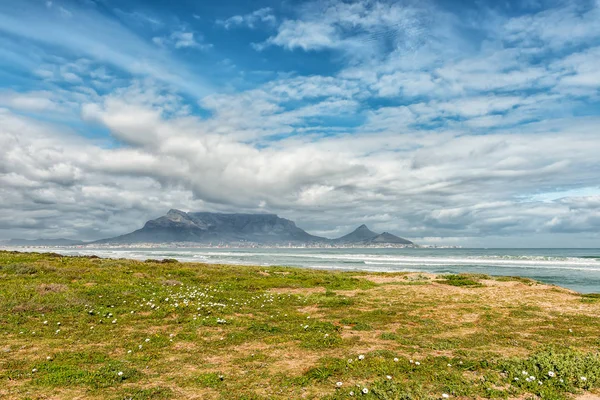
[10,247,600,294]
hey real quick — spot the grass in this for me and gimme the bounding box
[437,274,484,287]
[1,251,599,399]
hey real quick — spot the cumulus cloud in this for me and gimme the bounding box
[216,7,276,29]
[152,30,212,50]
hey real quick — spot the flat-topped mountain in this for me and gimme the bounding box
[95,209,326,244]
[95,211,413,245]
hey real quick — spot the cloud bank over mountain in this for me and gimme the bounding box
[0,0,599,247]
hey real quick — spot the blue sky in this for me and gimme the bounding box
[0,0,600,246]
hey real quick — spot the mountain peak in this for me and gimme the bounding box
[335,224,379,243]
[166,209,187,217]
[371,232,413,244]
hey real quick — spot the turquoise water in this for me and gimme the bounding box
[18,247,600,294]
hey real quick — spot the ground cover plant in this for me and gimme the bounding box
[1,251,599,399]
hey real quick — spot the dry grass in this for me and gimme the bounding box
[1,253,599,400]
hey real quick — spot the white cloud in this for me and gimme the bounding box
[4,74,600,243]
[113,9,162,27]
[217,7,276,29]
[256,0,430,57]
[153,30,212,51]
[0,91,63,112]
[501,1,600,49]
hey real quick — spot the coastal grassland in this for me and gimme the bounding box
[1,251,599,400]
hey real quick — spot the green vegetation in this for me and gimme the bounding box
[437,274,484,287]
[1,251,599,399]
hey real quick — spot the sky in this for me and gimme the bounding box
[0,0,599,247]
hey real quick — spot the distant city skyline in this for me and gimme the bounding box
[1,0,599,247]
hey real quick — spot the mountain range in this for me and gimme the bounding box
[5,210,414,246]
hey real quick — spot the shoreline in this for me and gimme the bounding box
[2,247,600,295]
[2,249,597,296]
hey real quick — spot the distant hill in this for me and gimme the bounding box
[334,224,379,243]
[6,238,85,246]
[95,209,326,244]
[334,225,413,245]
[369,232,413,244]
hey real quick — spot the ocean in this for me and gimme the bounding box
[11,246,600,294]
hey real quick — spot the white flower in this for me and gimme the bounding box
[362,387,369,394]
[569,328,573,333]
[415,361,421,366]
[529,376,535,381]
[46,356,52,360]
[442,394,450,399]
[548,371,555,377]
[393,358,399,362]
[348,359,353,363]
[580,376,587,382]
[32,368,38,372]
[43,321,48,325]
[447,363,452,367]
[538,381,543,385]
[514,377,519,381]
[409,359,414,364]
[138,345,142,349]
[349,391,354,396]
[336,381,343,387]
[112,319,117,324]
[127,350,132,354]
[560,379,564,383]
[358,354,365,360]
[117,371,123,376]
[145,338,150,342]
[386,375,392,380]
[522,371,528,376]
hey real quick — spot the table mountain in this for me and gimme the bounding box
[95,209,326,244]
